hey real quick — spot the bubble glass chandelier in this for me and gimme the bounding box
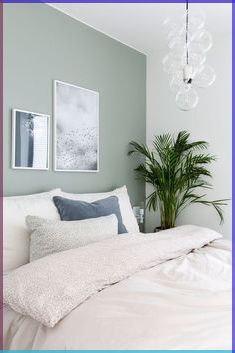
[162,1,216,111]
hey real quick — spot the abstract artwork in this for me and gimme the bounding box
[54,80,99,172]
[12,109,50,170]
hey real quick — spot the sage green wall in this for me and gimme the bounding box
[3,4,146,205]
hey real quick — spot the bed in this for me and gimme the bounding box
[3,188,232,350]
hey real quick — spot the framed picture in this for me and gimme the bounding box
[12,109,50,170]
[53,80,99,172]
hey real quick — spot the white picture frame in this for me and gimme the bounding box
[53,80,99,172]
[12,109,50,170]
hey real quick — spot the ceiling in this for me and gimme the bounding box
[49,3,232,55]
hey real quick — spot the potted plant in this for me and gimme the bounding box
[128,131,228,230]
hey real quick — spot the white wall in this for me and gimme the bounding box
[146,34,232,239]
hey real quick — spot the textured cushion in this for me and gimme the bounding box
[58,186,139,234]
[53,195,127,234]
[26,214,118,261]
[3,189,61,273]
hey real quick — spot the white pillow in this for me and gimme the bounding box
[3,189,61,273]
[26,214,118,261]
[58,186,139,234]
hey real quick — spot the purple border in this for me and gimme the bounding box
[0,1,3,350]
[0,1,233,351]
[2,0,234,2]
[232,2,234,352]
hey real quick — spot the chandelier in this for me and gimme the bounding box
[162,1,216,111]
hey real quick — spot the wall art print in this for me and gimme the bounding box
[54,80,99,172]
[12,109,50,170]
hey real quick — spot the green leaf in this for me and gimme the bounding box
[128,130,229,229]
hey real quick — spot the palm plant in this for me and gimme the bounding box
[128,131,227,230]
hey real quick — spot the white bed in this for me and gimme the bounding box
[3,188,232,350]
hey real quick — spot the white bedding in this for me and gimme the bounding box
[3,226,232,350]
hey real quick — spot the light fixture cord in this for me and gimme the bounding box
[186,0,189,65]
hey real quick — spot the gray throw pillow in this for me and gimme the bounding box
[26,214,118,261]
[53,195,127,234]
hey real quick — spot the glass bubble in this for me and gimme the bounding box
[162,16,172,29]
[181,10,206,32]
[162,17,176,35]
[169,71,184,92]
[162,54,183,74]
[177,27,199,43]
[187,51,206,68]
[162,54,173,73]
[194,30,213,52]
[169,43,185,64]
[188,41,205,57]
[193,65,216,88]
[169,44,188,67]
[167,21,187,43]
[175,84,199,111]
[168,36,186,50]
[168,41,206,71]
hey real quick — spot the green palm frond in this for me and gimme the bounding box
[128,130,229,230]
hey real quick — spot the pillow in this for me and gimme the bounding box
[53,195,127,234]
[57,186,139,234]
[26,214,118,261]
[3,189,61,273]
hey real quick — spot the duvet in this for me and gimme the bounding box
[3,225,232,350]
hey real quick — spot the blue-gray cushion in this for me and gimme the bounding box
[53,195,127,234]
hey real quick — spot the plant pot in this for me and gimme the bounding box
[154,226,162,233]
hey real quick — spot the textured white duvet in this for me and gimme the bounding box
[3,225,232,350]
